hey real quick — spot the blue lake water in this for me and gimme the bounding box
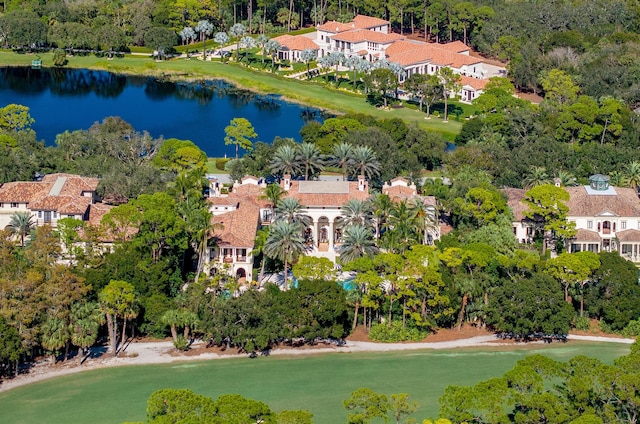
[0,67,325,157]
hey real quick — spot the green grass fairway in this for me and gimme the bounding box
[0,342,629,424]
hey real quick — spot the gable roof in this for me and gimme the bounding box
[440,40,470,53]
[460,75,489,90]
[352,14,390,29]
[385,40,481,68]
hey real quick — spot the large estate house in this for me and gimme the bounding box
[276,14,505,103]
[0,173,108,231]
[205,175,439,282]
[505,175,640,263]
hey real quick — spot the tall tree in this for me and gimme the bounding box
[195,20,213,59]
[296,143,323,180]
[99,280,137,356]
[523,184,576,255]
[264,220,306,289]
[8,211,33,247]
[224,118,257,159]
[350,145,381,180]
[271,144,300,177]
[438,67,462,122]
[340,225,379,264]
[330,142,354,181]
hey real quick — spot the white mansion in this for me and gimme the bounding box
[205,175,438,282]
[274,14,505,103]
[505,175,640,262]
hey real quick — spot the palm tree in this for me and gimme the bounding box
[229,23,247,61]
[239,35,256,64]
[41,317,69,362]
[340,198,374,228]
[271,144,300,177]
[384,201,420,253]
[179,26,196,47]
[297,143,323,180]
[276,197,311,227]
[339,225,379,264]
[330,142,354,181]
[195,20,213,59]
[256,34,269,64]
[350,145,381,180]
[523,166,552,189]
[260,183,287,208]
[625,161,640,191]
[214,31,230,57]
[555,170,578,187]
[410,199,438,245]
[252,227,270,282]
[264,39,281,72]
[370,193,394,239]
[8,211,34,247]
[264,220,306,289]
[69,301,102,360]
[300,48,317,77]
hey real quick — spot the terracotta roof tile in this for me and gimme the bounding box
[616,229,640,242]
[317,20,356,33]
[332,29,404,44]
[573,229,602,242]
[273,34,319,51]
[0,181,45,203]
[352,15,390,28]
[282,180,369,206]
[385,40,481,68]
[212,202,260,248]
[440,41,470,53]
[460,75,489,90]
[565,186,640,217]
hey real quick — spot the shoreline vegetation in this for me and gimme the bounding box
[0,50,462,140]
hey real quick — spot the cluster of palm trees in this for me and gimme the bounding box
[523,162,640,191]
[259,189,438,284]
[271,141,381,181]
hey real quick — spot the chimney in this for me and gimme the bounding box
[358,175,366,192]
[409,182,417,194]
[283,174,291,191]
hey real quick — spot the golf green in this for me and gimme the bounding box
[0,342,630,424]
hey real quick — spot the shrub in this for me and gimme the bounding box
[368,321,427,343]
[573,316,590,331]
[621,319,640,338]
[53,49,67,66]
[173,335,190,351]
[215,157,231,170]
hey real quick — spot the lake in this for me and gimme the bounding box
[0,67,325,157]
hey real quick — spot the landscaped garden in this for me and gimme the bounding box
[0,342,630,423]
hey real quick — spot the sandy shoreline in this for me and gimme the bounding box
[0,334,633,393]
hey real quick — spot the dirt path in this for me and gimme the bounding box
[0,334,633,394]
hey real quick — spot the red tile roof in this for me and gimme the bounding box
[212,202,260,248]
[317,20,356,33]
[332,29,404,44]
[282,181,369,207]
[273,34,319,51]
[385,40,481,68]
[352,15,390,29]
[616,229,640,242]
[460,75,489,90]
[573,229,602,242]
[440,41,469,53]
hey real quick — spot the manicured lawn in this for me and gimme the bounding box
[0,51,462,140]
[0,342,629,424]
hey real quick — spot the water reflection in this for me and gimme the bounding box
[0,67,328,157]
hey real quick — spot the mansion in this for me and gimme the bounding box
[206,175,439,282]
[0,173,110,231]
[505,175,640,263]
[274,14,504,103]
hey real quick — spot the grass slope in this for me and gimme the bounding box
[0,51,462,140]
[0,342,629,424]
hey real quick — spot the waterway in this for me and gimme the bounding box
[0,67,325,157]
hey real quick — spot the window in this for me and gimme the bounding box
[38,211,42,218]
[622,221,627,230]
[0,203,3,207]
[53,211,57,218]
[10,202,18,208]
[587,220,593,229]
